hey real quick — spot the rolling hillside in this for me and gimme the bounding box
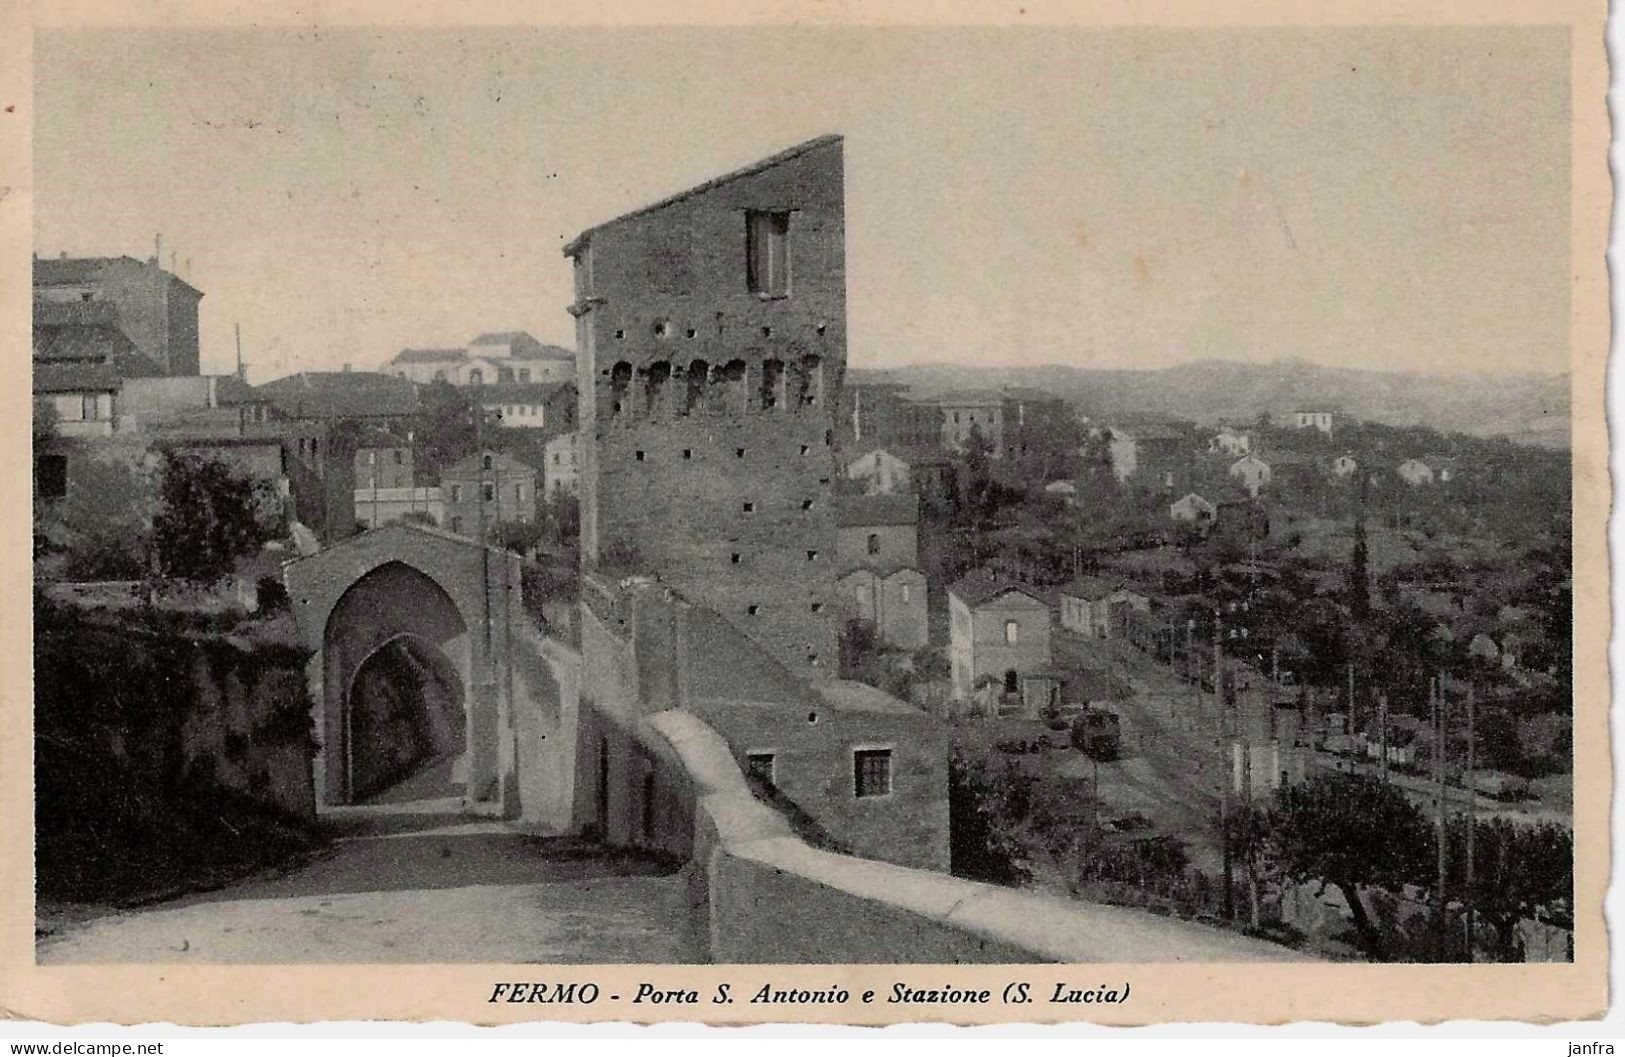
[849,359,1570,447]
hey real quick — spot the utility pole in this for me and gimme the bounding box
[1378,692,1390,782]
[1216,608,1233,921]
[1465,681,1477,962]
[1432,673,1448,962]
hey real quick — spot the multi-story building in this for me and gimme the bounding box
[475,381,577,434]
[440,449,537,536]
[1274,410,1335,435]
[565,134,848,679]
[947,570,1053,703]
[837,380,939,449]
[353,430,415,490]
[834,494,926,649]
[917,391,1005,457]
[383,332,575,387]
[33,253,203,376]
[543,431,580,497]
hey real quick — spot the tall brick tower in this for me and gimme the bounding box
[565,136,847,680]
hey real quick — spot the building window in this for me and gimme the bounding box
[482,454,494,471]
[853,749,892,798]
[518,368,531,383]
[451,516,464,534]
[1005,620,1020,644]
[745,752,776,787]
[746,210,791,297]
[499,367,514,383]
[393,450,404,465]
[482,482,495,502]
[469,368,484,386]
[900,584,911,603]
[450,485,462,502]
[1004,669,1019,694]
[866,532,880,556]
[514,484,524,501]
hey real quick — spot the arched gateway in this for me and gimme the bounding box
[283,521,531,814]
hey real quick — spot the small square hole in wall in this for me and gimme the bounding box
[682,449,692,459]
[799,444,810,456]
[743,502,755,513]
[635,450,646,461]
[685,328,697,339]
[654,320,670,338]
[746,604,760,616]
[807,654,819,666]
[801,499,813,510]
[730,552,741,564]
[761,326,772,338]
[811,602,823,613]
[736,448,746,458]
[807,711,818,724]
[806,550,818,561]
[816,323,827,336]
[614,329,625,340]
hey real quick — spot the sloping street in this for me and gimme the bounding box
[37,805,700,965]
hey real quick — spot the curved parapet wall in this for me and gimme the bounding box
[642,709,1313,965]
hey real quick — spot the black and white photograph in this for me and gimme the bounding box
[4,2,1608,1032]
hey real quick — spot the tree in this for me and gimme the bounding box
[57,452,157,581]
[411,382,480,481]
[1445,816,1573,961]
[948,753,1033,886]
[1269,772,1432,959]
[489,518,546,556]
[151,451,278,585]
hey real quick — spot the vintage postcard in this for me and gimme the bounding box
[0,0,1608,1028]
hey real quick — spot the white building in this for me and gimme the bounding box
[1229,454,1273,497]
[1396,458,1435,486]
[1209,427,1252,456]
[384,331,574,387]
[1275,410,1335,435]
[544,431,580,497]
[845,446,912,495]
[1170,492,1217,523]
[1332,454,1359,478]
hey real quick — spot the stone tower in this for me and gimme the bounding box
[565,136,847,679]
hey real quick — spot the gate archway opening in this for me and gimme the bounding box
[345,633,468,804]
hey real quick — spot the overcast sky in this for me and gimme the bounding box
[34,26,1569,382]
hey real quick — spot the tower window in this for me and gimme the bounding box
[806,550,818,561]
[736,447,746,459]
[743,502,755,513]
[635,450,646,462]
[682,449,692,460]
[866,532,880,555]
[730,552,741,564]
[746,210,791,298]
[746,604,760,616]
[802,499,814,511]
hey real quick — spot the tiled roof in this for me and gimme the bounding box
[391,347,468,365]
[33,300,120,327]
[33,324,164,378]
[212,374,264,405]
[837,559,923,580]
[256,371,419,420]
[564,135,842,257]
[33,255,202,296]
[34,360,121,393]
[948,568,1045,608]
[1057,576,1120,601]
[835,493,919,527]
[506,343,575,362]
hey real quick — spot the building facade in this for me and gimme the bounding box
[565,135,848,680]
[384,332,575,387]
[947,571,1052,700]
[837,566,929,649]
[441,449,538,535]
[543,431,580,497]
[34,254,202,376]
[835,493,919,570]
[475,381,577,434]
[844,446,912,495]
[923,392,1005,457]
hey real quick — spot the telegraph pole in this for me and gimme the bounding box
[1216,608,1233,921]
[1432,673,1448,962]
[1465,682,1477,961]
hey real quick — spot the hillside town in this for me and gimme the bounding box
[33,138,1572,967]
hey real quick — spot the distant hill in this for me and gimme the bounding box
[849,359,1570,448]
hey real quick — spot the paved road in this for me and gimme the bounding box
[37,809,700,965]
